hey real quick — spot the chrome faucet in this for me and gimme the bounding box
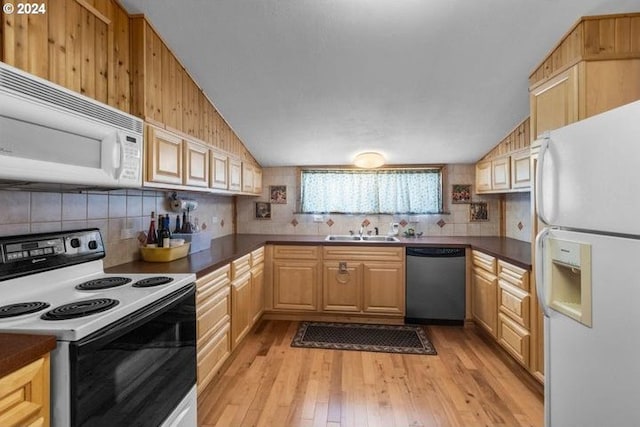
[359,225,364,237]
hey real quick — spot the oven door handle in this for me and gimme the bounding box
[74,283,195,352]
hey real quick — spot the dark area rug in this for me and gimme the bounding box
[291,321,437,355]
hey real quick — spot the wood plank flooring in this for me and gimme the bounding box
[197,320,543,427]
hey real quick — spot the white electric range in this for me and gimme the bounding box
[0,229,198,427]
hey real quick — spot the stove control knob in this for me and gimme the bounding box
[88,240,98,250]
[70,238,81,248]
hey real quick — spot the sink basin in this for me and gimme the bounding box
[324,235,400,242]
[361,235,400,242]
[325,235,362,241]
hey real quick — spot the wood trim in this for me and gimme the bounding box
[499,195,506,237]
[75,0,111,24]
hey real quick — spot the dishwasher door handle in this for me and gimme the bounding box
[406,247,465,257]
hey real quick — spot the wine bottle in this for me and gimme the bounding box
[160,216,171,248]
[157,215,164,247]
[174,215,181,234]
[146,212,157,246]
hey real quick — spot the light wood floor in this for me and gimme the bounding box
[197,320,543,427]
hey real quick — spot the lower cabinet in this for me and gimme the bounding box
[272,246,321,311]
[0,355,50,427]
[471,267,498,337]
[196,265,231,393]
[250,247,265,324]
[472,250,533,373]
[231,272,252,349]
[321,246,405,318]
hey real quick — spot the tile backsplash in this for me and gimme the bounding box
[0,189,233,267]
[237,165,501,237]
[505,192,532,242]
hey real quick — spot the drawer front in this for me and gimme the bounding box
[197,324,231,392]
[472,250,497,273]
[272,245,320,260]
[498,313,530,366]
[498,280,530,328]
[197,287,230,342]
[250,246,265,266]
[196,264,230,303]
[231,254,251,279]
[498,260,529,291]
[323,246,403,262]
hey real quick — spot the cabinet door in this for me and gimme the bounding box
[491,157,511,191]
[253,167,263,194]
[472,267,498,337]
[510,151,531,189]
[146,126,183,184]
[323,262,362,312]
[272,261,319,311]
[0,355,49,427]
[228,158,242,192]
[363,262,405,315]
[242,163,254,193]
[498,313,531,367]
[530,66,578,140]
[475,160,492,192]
[250,264,265,324]
[231,273,252,349]
[210,151,229,190]
[183,141,209,187]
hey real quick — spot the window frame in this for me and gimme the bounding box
[297,165,446,215]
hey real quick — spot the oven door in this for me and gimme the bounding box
[68,284,196,427]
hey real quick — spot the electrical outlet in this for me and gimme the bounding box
[313,215,324,223]
[211,216,218,225]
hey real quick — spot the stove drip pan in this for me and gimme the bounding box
[41,298,119,320]
[76,277,132,290]
[0,302,50,318]
[132,276,174,288]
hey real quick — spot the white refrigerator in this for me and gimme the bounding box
[535,100,640,427]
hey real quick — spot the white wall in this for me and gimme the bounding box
[237,165,501,237]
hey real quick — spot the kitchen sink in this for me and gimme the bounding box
[324,235,400,242]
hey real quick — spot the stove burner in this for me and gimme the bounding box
[41,298,119,321]
[132,276,174,288]
[0,302,50,318]
[76,277,132,290]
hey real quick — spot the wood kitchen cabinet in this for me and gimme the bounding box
[471,250,498,337]
[475,117,531,194]
[529,14,640,140]
[210,150,229,190]
[195,265,231,393]
[183,140,210,188]
[1,0,131,113]
[146,125,183,185]
[228,158,243,192]
[250,247,265,325]
[242,163,255,193]
[322,246,405,318]
[231,254,252,349]
[271,246,321,312]
[0,355,50,427]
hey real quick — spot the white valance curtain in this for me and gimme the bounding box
[301,169,442,214]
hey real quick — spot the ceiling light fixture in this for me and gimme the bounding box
[353,152,385,168]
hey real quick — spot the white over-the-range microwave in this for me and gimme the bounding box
[0,62,143,190]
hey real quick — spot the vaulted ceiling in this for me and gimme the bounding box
[120,0,640,166]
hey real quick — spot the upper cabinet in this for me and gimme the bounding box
[128,15,262,195]
[475,117,531,194]
[529,13,640,139]
[1,0,131,113]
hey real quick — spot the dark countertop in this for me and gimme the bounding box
[107,234,532,278]
[0,333,57,378]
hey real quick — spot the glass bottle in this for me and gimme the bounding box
[174,215,181,234]
[146,212,157,246]
[160,215,171,248]
[157,215,164,247]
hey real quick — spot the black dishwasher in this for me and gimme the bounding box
[405,247,466,325]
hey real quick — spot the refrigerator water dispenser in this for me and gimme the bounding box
[548,238,592,327]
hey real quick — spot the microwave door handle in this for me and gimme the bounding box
[535,228,551,317]
[115,133,126,180]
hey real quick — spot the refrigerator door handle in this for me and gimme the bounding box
[535,227,551,317]
[536,137,551,225]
